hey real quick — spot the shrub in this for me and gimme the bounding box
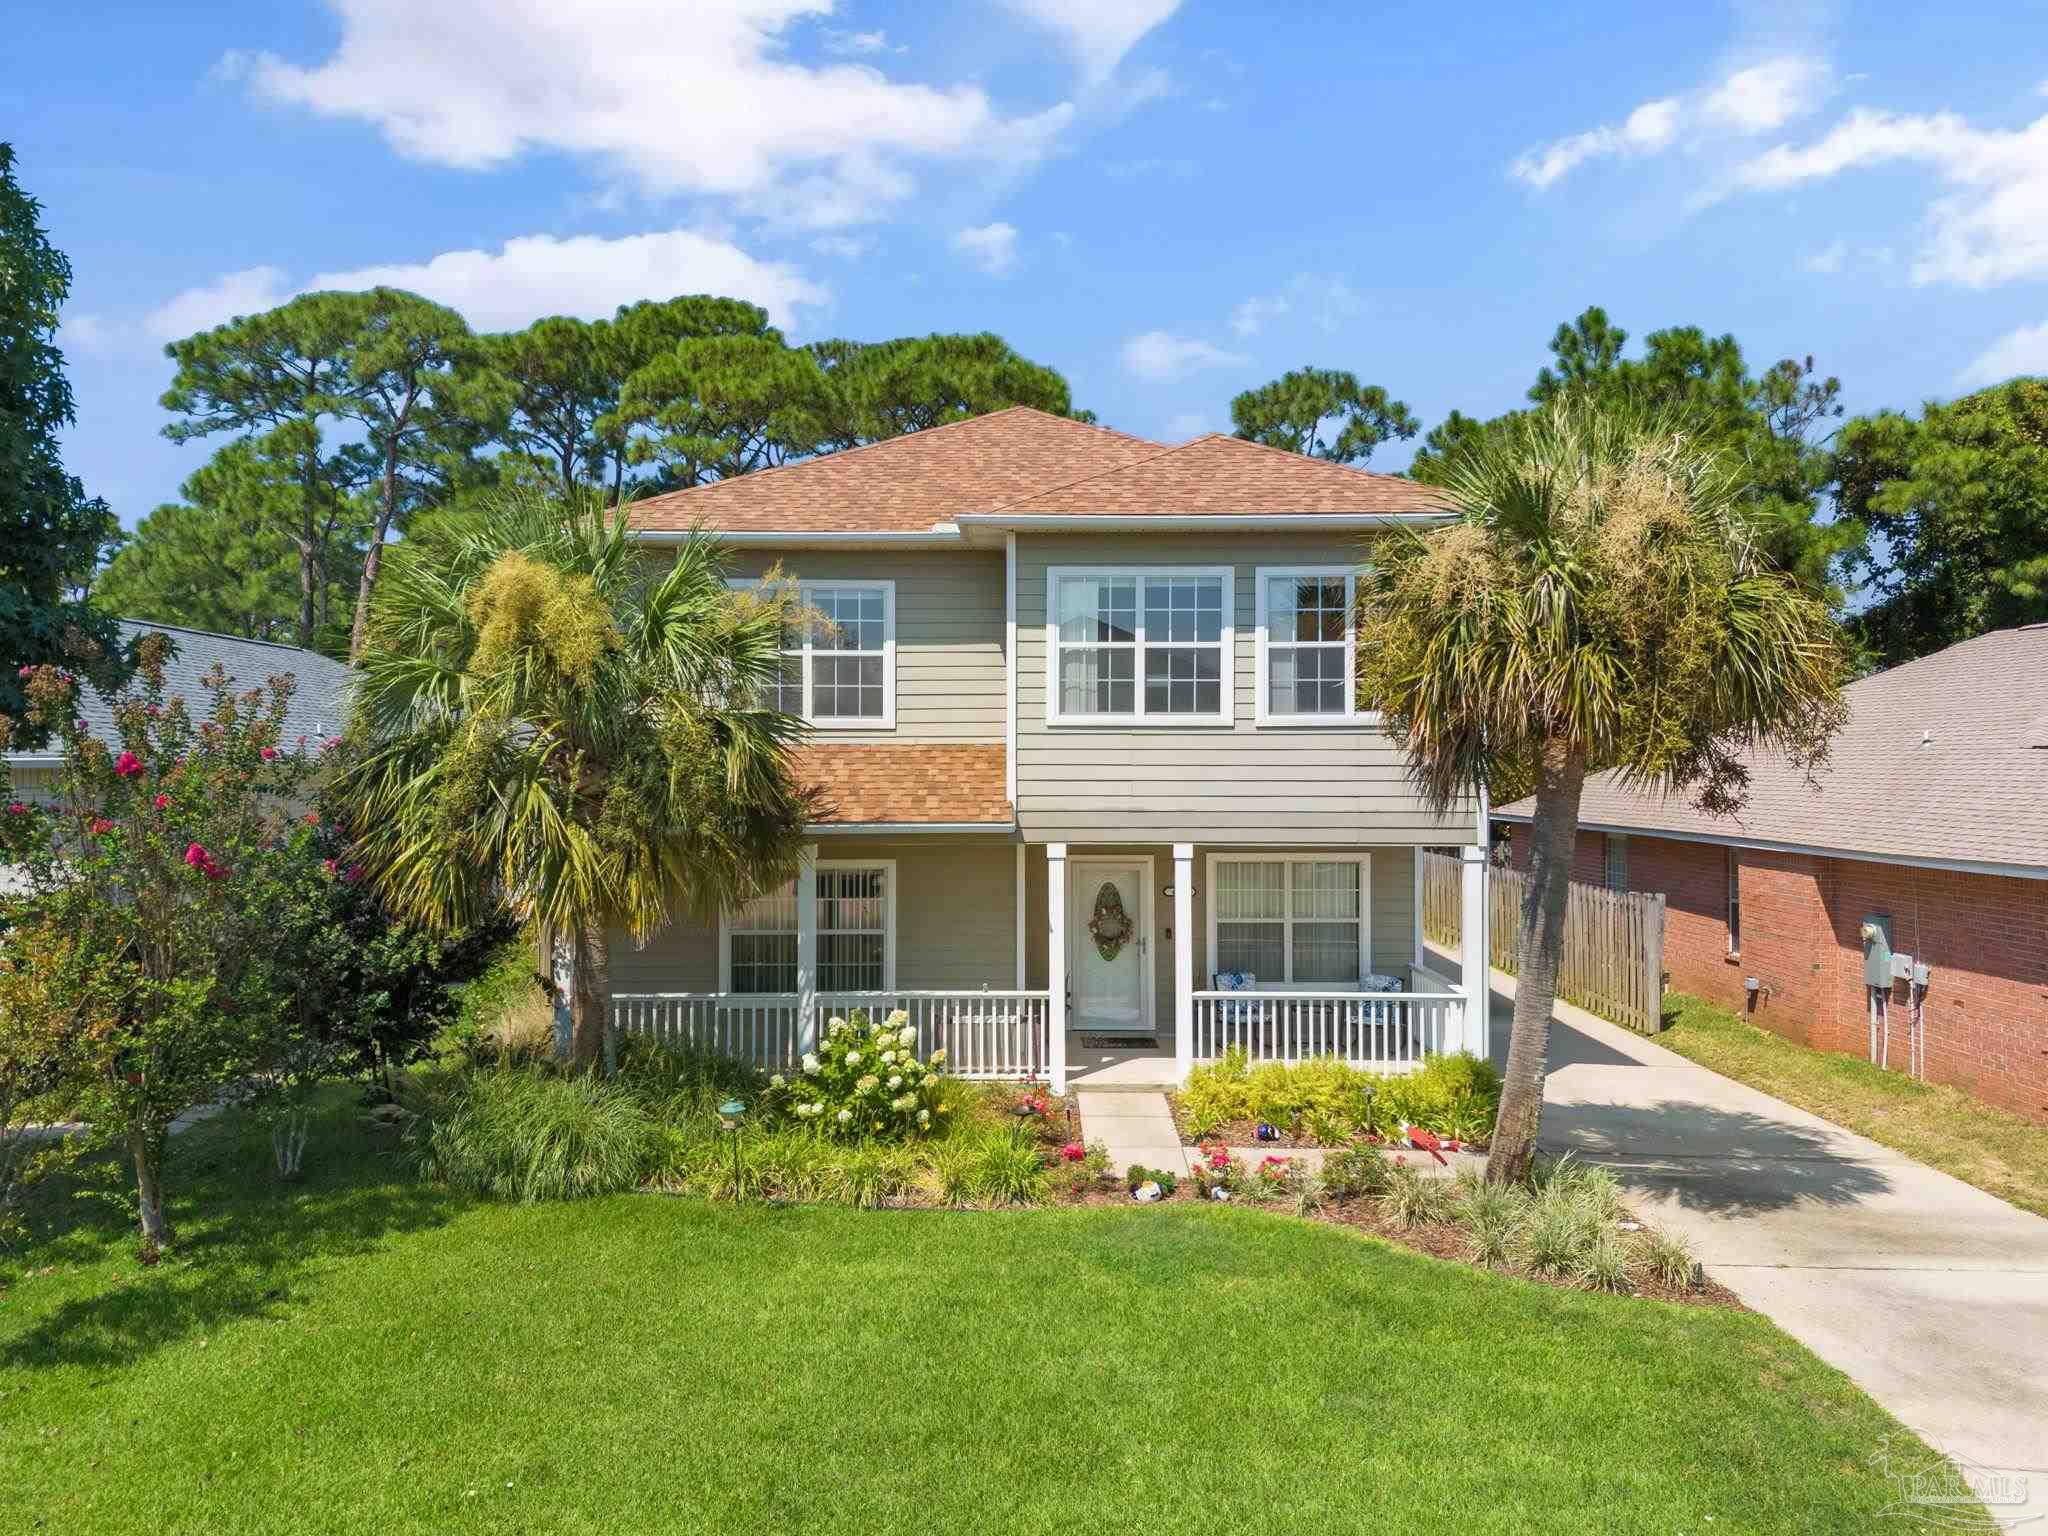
[787,1010,944,1140]
[1454,1171,1529,1268]
[969,1128,1050,1206]
[1577,1229,1639,1293]
[616,1035,770,1125]
[1179,1049,1500,1145]
[1046,1139,1114,1201]
[1517,1175,1609,1277]
[1379,1161,1457,1226]
[1635,1225,1700,1290]
[828,1142,917,1208]
[1318,1143,1391,1203]
[413,1067,659,1201]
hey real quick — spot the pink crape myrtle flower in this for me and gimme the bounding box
[114,750,145,778]
[260,746,278,761]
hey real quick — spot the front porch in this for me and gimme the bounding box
[608,836,1492,1092]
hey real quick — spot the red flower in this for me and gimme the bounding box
[1060,1142,1085,1162]
[321,858,338,877]
[114,751,144,778]
[5,802,25,816]
[344,864,365,884]
[185,843,209,867]
[260,746,278,760]
[89,818,115,836]
[153,793,170,811]
[303,813,319,827]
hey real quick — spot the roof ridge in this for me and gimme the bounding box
[1186,430,1429,487]
[118,618,336,658]
[626,406,1163,517]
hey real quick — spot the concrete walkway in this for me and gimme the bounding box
[1074,1091,1188,1176]
[1459,954,2048,1521]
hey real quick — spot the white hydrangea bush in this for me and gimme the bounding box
[788,1009,948,1140]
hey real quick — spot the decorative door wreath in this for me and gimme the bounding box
[1087,882,1135,962]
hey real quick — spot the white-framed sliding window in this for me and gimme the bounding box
[1206,853,1372,988]
[1045,566,1233,725]
[718,860,897,994]
[728,578,896,729]
[1254,566,1368,726]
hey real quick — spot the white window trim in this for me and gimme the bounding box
[728,577,896,731]
[1043,565,1235,727]
[1726,848,1741,956]
[1205,852,1373,990]
[718,858,898,994]
[1254,565,1375,727]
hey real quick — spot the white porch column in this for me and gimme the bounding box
[795,842,820,1055]
[1172,843,1194,1085]
[1014,843,1027,990]
[1459,843,1489,1057]
[1046,843,1068,1094]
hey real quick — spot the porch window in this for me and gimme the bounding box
[1256,568,1360,724]
[817,864,889,993]
[729,579,895,728]
[721,862,895,995]
[727,880,799,994]
[1210,855,1368,985]
[1048,569,1231,723]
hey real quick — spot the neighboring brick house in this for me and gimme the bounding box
[1494,626,2048,1123]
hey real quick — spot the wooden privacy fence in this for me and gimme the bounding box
[1422,851,1666,1033]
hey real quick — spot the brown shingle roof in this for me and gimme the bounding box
[1493,626,2048,872]
[626,408,1164,534]
[794,744,1012,826]
[985,432,1452,517]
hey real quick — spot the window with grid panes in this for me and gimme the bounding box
[1212,857,1364,984]
[1051,570,1227,721]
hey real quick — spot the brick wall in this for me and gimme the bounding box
[1503,823,2048,1122]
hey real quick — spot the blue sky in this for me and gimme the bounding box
[15,0,2048,529]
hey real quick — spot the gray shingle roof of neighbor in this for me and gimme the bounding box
[1492,624,2048,875]
[4,620,354,762]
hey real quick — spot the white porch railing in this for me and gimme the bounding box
[610,989,1051,1080]
[1188,987,1466,1070]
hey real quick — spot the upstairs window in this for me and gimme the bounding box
[731,579,895,728]
[1256,567,1361,725]
[1048,568,1231,724]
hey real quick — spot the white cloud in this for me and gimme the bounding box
[145,265,291,342]
[1120,330,1247,381]
[228,0,1071,228]
[1512,53,1825,189]
[147,230,827,342]
[1230,294,1288,337]
[1734,108,2048,287]
[810,234,874,259]
[1230,274,1364,336]
[1803,239,1846,274]
[1511,96,1681,188]
[59,311,121,358]
[1958,319,2048,387]
[998,0,1181,85]
[952,222,1020,277]
[1702,56,1825,133]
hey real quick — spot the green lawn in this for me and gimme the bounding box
[1660,991,2048,1218]
[2,1098,1954,1535]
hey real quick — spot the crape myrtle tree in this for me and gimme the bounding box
[336,488,816,1071]
[1356,396,1848,1183]
[0,635,329,1256]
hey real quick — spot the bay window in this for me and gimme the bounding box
[1209,854,1370,986]
[1048,568,1231,723]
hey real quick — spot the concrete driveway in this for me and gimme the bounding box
[1477,969,2048,1522]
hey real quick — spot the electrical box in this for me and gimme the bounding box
[1912,962,1931,987]
[1891,952,1914,981]
[1861,919,1894,988]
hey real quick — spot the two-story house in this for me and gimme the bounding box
[607,407,1491,1091]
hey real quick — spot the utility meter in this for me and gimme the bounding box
[1860,919,1893,988]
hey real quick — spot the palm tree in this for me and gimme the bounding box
[1358,396,1849,1183]
[338,487,814,1071]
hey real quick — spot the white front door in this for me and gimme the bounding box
[1068,861,1150,1034]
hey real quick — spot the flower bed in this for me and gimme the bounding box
[1171,1049,1500,1150]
